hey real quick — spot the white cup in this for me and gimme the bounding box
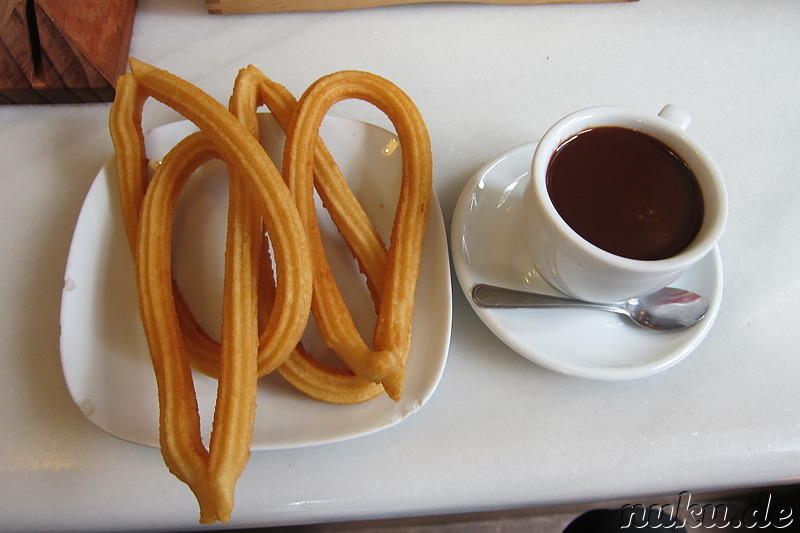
[522,105,728,303]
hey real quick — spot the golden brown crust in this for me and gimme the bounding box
[284,70,432,400]
[111,61,314,524]
[108,59,431,523]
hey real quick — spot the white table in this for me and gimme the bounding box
[2,0,798,530]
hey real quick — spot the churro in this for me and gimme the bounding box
[108,59,432,523]
[284,70,432,400]
[110,60,314,524]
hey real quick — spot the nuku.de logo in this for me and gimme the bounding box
[619,491,793,529]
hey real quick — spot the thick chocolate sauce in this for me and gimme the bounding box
[546,127,704,261]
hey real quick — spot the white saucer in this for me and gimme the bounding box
[451,142,723,381]
[60,114,452,449]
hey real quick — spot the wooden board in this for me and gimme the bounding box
[208,0,636,15]
[0,0,136,105]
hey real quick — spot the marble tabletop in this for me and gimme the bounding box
[1,0,799,530]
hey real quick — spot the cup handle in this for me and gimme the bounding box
[658,104,691,131]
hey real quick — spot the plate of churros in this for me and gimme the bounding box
[60,112,452,450]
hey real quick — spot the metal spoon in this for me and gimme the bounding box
[471,284,709,331]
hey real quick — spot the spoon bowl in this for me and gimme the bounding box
[471,284,709,331]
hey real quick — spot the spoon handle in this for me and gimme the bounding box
[471,284,619,312]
